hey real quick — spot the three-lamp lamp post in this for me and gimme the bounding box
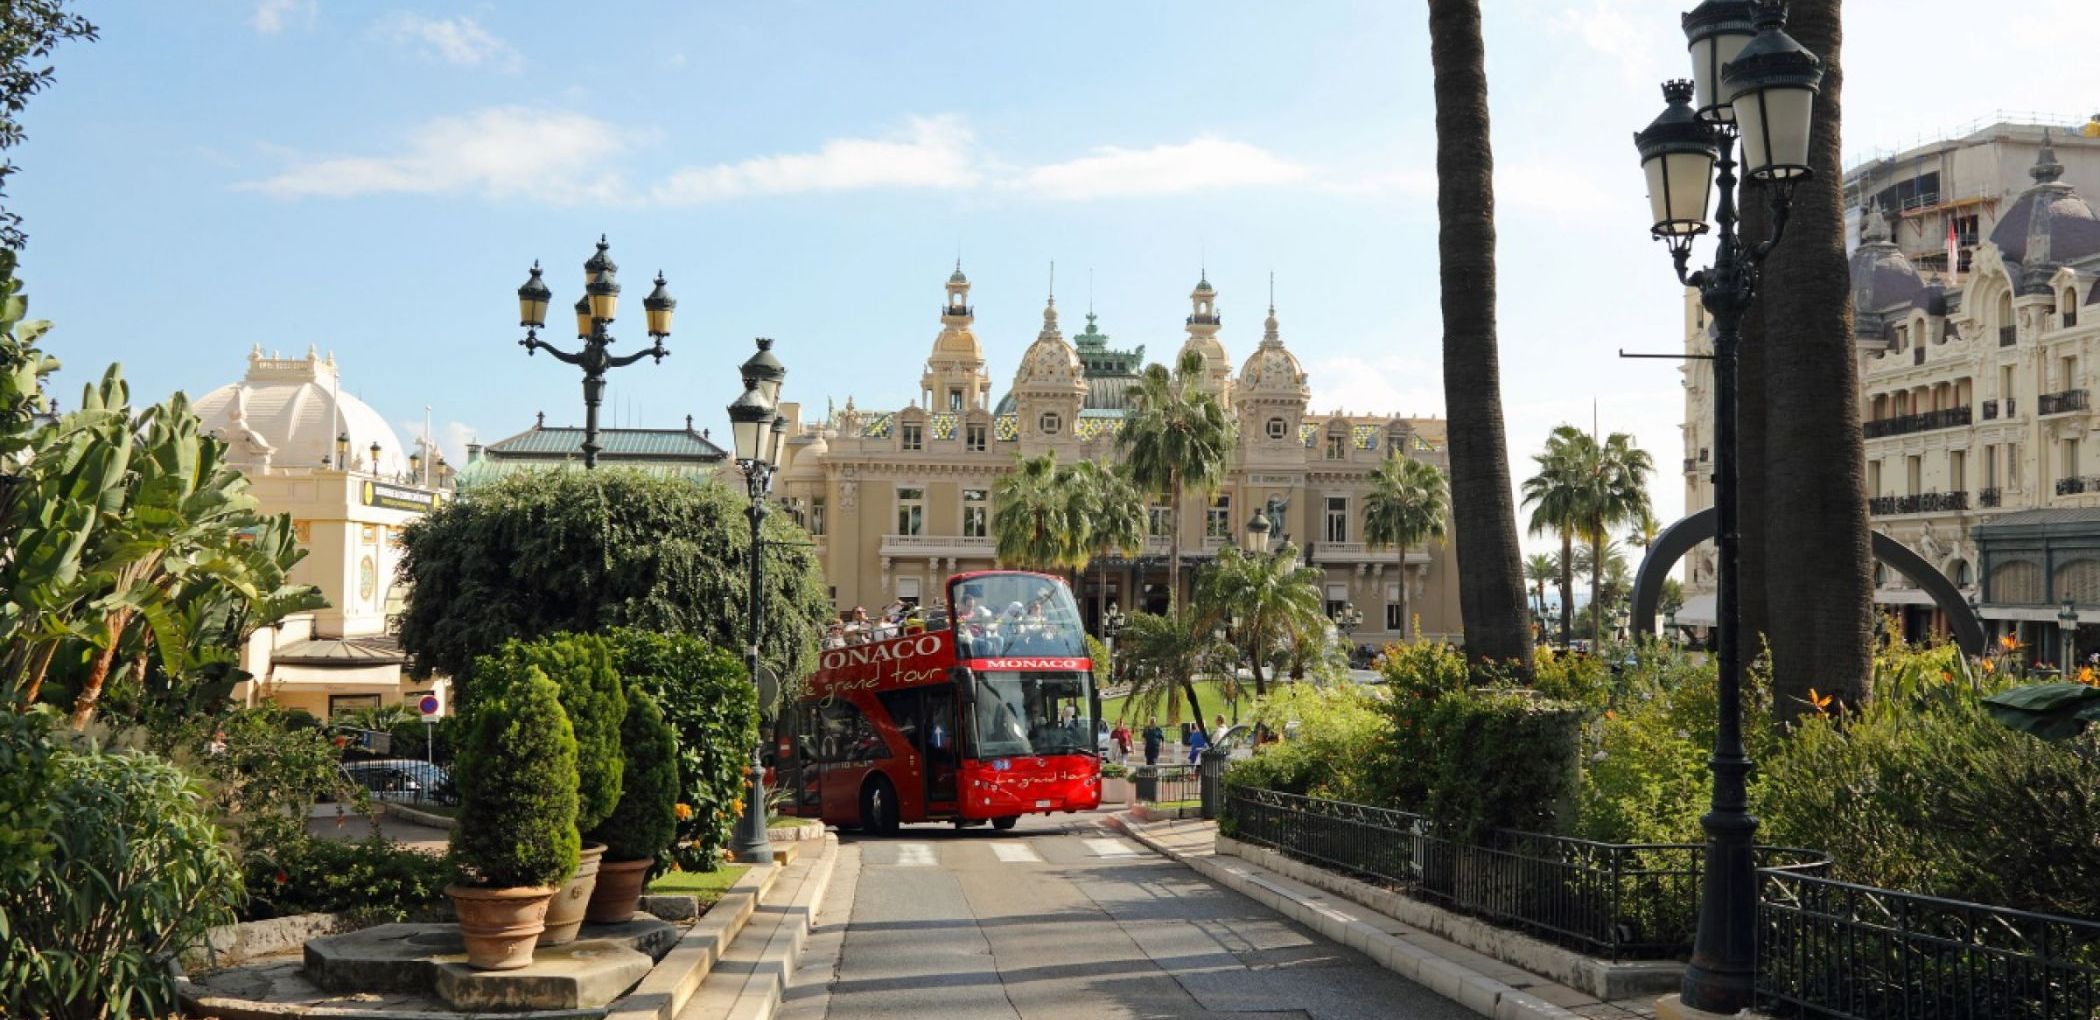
[727,338,788,865]
[1632,1,1824,1013]
[514,237,677,469]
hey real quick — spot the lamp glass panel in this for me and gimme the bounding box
[731,417,765,462]
[646,304,673,336]
[588,286,619,321]
[757,378,783,405]
[520,293,549,328]
[1644,151,1715,235]
[1736,85,1815,179]
[1689,33,1751,121]
[574,302,593,337]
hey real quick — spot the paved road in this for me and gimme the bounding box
[778,813,1472,1020]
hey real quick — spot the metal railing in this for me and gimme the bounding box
[1980,487,2003,508]
[2054,476,2100,496]
[1864,406,1971,439]
[1229,786,1741,959]
[1869,492,1969,515]
[2004,326,2020,347]
[1135,763,1201,805]
[1984,400,2000,420]
[2040,389,2090,416]
[1758,870,2100,1020]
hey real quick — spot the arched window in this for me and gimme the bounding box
[1998,291,2016,340]
[1953,560,1973,587]
[2066,287,2081,328]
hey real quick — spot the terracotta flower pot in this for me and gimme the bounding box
[446,883,557,971]
[585,857,654,923]
[537,842,606,945]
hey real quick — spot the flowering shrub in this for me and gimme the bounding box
[607,630,759,871]
[1225,683,1387,802]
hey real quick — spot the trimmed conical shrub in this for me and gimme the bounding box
[591,687,680,864]
[491,634,626,832]
[453,662,580,889]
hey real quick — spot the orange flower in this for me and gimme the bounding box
[1604,709,1618,721]
[2081,666,2097,686]
[674,803,694,821]
[2000,633,2020,652]
[1940,670,1953,684]
[1981,658,1997,675]
[1806,688,1834,715]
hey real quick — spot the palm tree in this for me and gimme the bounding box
[1625,506,1662,551]
[1363,453,1449,640]
[1581,434,1653,646]
[1522,426,1587,647]
[992,452,1083,572]
[1116,607,1232,725]
[1118,349,1233,612]
[1756,0,1873,717]
[1523,552,1557,625]
[1194,542,1325,697]
[1427,0,1531,673]
[1073,460,1147,623]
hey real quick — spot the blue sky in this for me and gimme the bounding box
[12,0,2090,546]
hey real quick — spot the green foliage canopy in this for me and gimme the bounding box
[397,469,827,705]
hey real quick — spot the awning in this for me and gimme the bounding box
[1873,587,1938,606]
[1674,593,1716,626]
[269,663,405,687]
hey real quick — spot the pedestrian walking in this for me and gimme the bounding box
[1111,721,1133,762]
[1186,725,1209,764]
[1141,718,1164,766]
[1208,714,1230,748]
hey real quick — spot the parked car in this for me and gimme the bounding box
[339,759,457,805]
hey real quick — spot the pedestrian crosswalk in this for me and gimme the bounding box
[893,843,937,866]
[1083,837,1143,859]
[990,842,1043,864]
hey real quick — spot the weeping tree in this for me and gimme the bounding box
[396,468,830,707]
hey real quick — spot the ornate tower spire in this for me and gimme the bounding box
[2032,128,2066,186]
[925,262,987,411]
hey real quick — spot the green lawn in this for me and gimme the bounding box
[1101,679,1253,728]
[646,863,750,910]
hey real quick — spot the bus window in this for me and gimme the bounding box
[820,698,890,763]
[969,671,1093,758]
[949,574,1086,660]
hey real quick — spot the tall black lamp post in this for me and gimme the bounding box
[727,338,788,865]
[516,237,677,469]
[2059,598,2079,673]
[1633,2,1822,1014]
[1101,603,1127,682]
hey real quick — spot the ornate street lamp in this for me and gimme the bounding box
[1664,609,1680,647]
[1633,3,1821,1013]
[1101,603,1127,683]
[334,431,350,469]
[1244,508,1273,553]
[726,338,787,865]
[516,237,673,469]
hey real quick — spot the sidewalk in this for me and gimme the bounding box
[1111,813,1659,1020]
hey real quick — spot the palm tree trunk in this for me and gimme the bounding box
[1397,544,1411,640]
[1590,533,1604,645]
[1167,467,1183,611]
[1559,532,1575,646]
[70,610,130,729]
[1760,0,1870,718]
[1248,639,1267,697]
[1180,679,1205,726]
[1428,0,1532,675]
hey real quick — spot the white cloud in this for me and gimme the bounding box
[242,107,635,203]
[1014,137,1311,201]
[376,12,522,71]
[252,0,315,35]
[651,115,980,205]
[395,419,480,468]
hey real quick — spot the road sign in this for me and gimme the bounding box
[419,694,440,717]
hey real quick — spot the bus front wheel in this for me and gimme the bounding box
[991,815,1020,831]
[861,777,900,835]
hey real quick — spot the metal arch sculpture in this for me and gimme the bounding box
[1629,507,1984,656]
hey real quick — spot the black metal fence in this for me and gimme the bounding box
[1134,764,1201,806]
[1226,785,2100,1019]
[1760,871,2100,1020]
[1225,785,1731,959]
[334,726,458,809]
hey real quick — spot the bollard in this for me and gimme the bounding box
[1198,747,1228,820]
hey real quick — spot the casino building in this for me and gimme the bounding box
[772,265,1464,645]
[194,347,453,719]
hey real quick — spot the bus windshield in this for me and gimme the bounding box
[949,573,1086,661]
[970,671,1093,758]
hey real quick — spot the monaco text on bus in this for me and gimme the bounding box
[774,570,1103,833]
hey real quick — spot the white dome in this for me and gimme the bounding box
[193,346,410,475]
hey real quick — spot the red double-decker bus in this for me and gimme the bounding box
[774,570,1102,833]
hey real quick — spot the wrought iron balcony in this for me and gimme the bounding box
[1979,487,2002,508]
[2000,325,2018,346]
[1186,314,1221,326]
[941,304,974,317]
[1868,491,1969,516]
[2039,389,2089,416]
[1862,405,1972,439]
[1982,399,1998,420]
[2068,308,2080,329]
[2056,476,2100,496]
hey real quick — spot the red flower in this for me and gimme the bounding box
[274,869,289,885]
